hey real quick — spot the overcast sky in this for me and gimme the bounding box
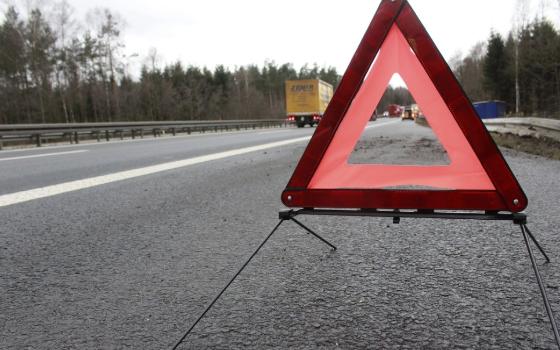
[6,0,560,76]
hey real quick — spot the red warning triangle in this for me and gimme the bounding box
[282,0,527,213]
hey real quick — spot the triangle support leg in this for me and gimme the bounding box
[521,224,560,348]
[172,219,286,349]
[522,224,551,263]
[289,216,337,251]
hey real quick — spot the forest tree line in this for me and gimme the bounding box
[1,2,560,124]
[0,4,340,124]
[452,15,560,119]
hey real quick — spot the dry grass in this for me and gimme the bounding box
[491,133,560,160]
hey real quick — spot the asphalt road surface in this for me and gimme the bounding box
[1,119,560,349]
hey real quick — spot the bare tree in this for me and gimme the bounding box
[145,47,161,72]
[26,9,56,123]
[22,0,49,19]
[449,51,464,73]
[52,0,76,122]
[515,0,532,26]
[453,42,488,102]
[86,8,125,121]
[512,0,531,114]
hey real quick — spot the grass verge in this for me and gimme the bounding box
[490,133,560,160]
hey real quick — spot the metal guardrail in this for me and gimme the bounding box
[416,116,560,142]
[483,117,560,142]
[3,117,557,150]
[0,119,287,150]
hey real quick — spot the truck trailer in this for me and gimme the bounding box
[285,79,334,128]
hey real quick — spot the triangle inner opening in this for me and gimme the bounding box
[348,76,450,166]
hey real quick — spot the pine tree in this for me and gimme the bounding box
[483,32,512,105]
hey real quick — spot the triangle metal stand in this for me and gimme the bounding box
[171,209,559,349]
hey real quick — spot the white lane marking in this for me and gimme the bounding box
[365,119,400,129]
[0,119,399,208]
[0,137,309,208]
[0,150,88,162]
[255,119,398,135]
[257,130,293,135]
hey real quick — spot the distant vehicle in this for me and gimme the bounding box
[387,104,403,117]
[402,104,420,120]
[473,100,506,119]
[285,79,334,128]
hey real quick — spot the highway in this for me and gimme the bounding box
[1,119,560,349]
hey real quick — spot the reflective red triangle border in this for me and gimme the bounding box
[281,0,528,213]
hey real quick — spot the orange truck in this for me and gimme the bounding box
[285,79,334,128]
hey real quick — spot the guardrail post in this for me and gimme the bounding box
[153,129,157,138]
[131,130,136,139]
[140,129,144,139]
[74,132,79,144]
[187,127,191,135]
[105,130,110,142]
[118,130,124,140]
[34,134,42,147]
[96,131,101,142]
[0,136,3,150]
[172,128,176,136]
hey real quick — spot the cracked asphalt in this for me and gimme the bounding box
[1,120,559,349]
